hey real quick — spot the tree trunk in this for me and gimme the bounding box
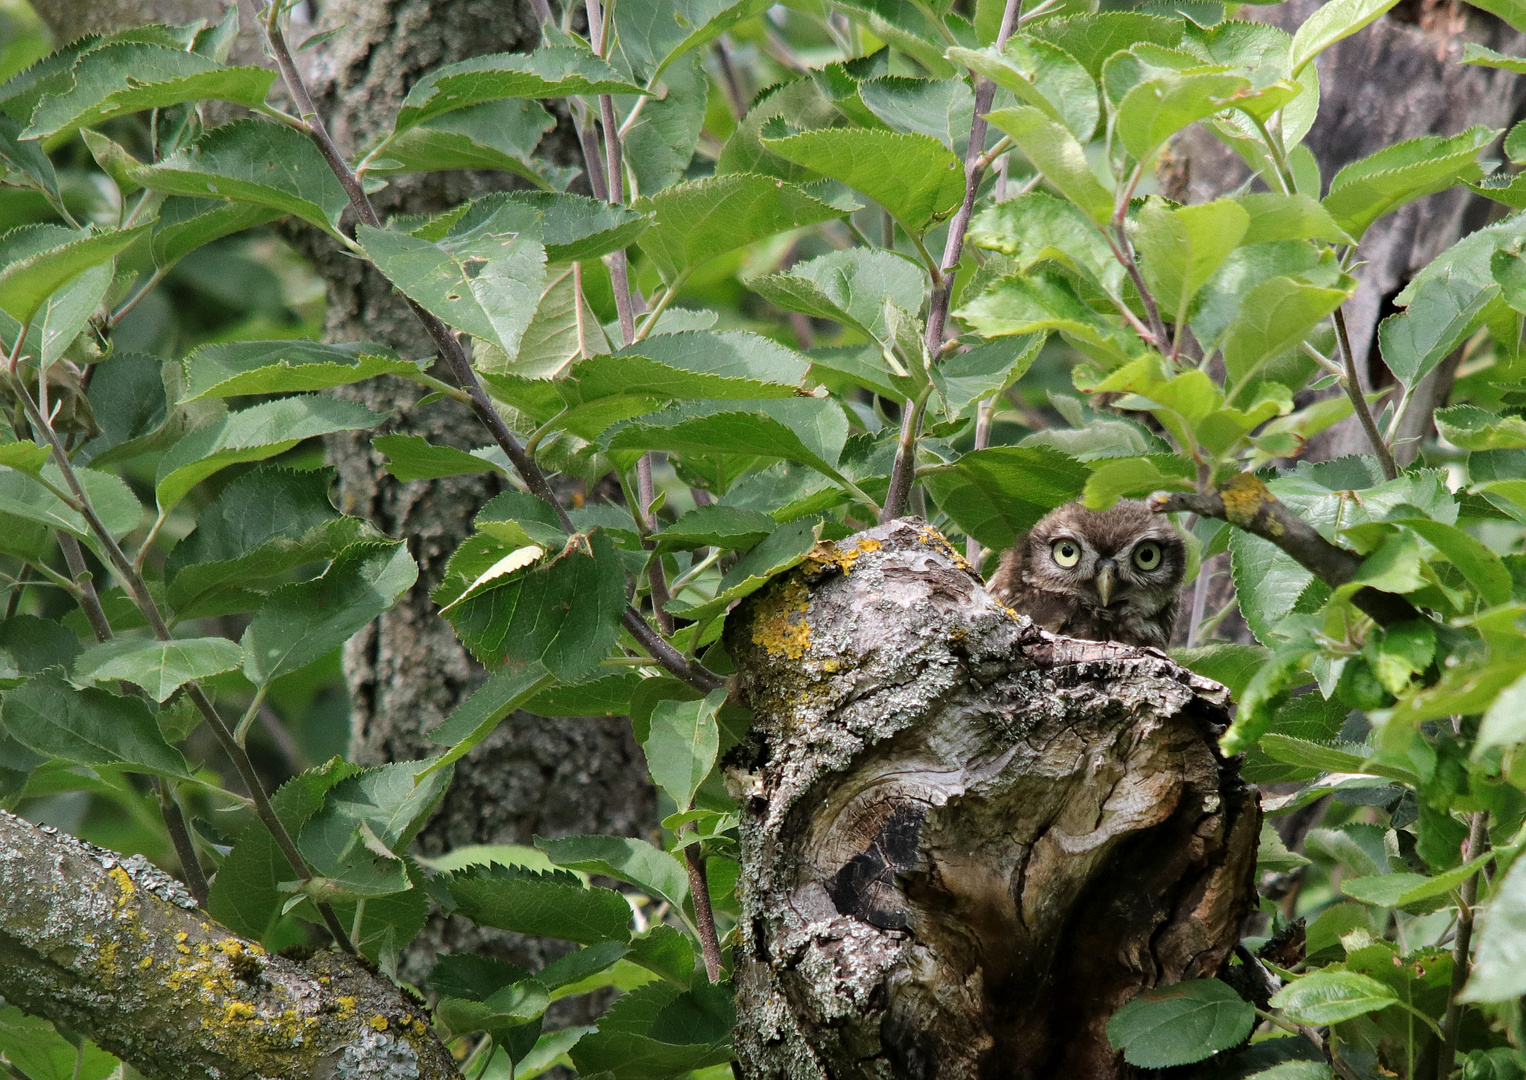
[1163,1,1526,463]
[723,521,1260,1080]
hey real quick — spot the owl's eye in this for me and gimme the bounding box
[1133,542,1163,570]
[1052,539,1081,568]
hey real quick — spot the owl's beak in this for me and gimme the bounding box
[1094,560,1118,607]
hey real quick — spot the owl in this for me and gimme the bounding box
[985,499,1185,649]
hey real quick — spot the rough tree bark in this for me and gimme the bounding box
[724,521,1261,1080]
[0,809,461,1080]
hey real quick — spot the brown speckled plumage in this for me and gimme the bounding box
[986,499,1184,648]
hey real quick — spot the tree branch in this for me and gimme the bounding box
[1149,475,1422,626]
[0,810,461,1080]
[1333,307,1399,482]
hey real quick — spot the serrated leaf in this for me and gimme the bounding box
[750,248,925,347]
[473,191,652,263]
[921,446,1091,550]
[0,463,142,548]
[966,190,1123,296]
[1461,855,1526,1001]
[624,53,707,197]
[1270,970,1398,1024]
[666,516,823,620]
[1133,197,1249,324]
[73,636,244,703]
[154,395,386,512]
[857,74,973,151]
[392,46,642,139]
[1380,268,1498,389]
[242,541,418,685]
[1,669,192,779]
[1105,980,1255,1069]
[984,105,1114,225]
[1082,456,1194,510]
[1117,71,1251,165]
[614,0,773,81]
[179,340,419,401]
[373,434,506,482]
[635,173,845,282]
[1027,13,1186,77]
[357,221,546,356]
[150,196,282,269]
[134,119,351,239]
[422,662,556,775]
[0,440,49,473]
[1289,0,1402,75]
[367,99,564,188]
[762,128,964,236]
[0,223,145,325]
[1322,126,1494,241]
[24,43,276,139]
[449,862,633,944]
[1221,275,1351,386]
[642,688,725,811]
[1237,192,1351,246]
[949,38,1098,141]
[538,834,690,912]
[607,399,850,482]
[1394,517,1511,605]
[955,269,1138,359]
[0,1009,116,1080]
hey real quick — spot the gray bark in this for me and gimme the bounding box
[0,809,461,1080]
[724,521,1260,1080]
[1163,2,1526,463]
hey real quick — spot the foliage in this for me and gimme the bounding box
[2,0,1526,1074]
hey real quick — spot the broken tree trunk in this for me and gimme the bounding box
[724,520,1261,1080]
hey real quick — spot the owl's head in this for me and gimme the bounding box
[1024,499,1185,616]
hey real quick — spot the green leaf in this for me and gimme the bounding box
[955,269,1138,358]
[1459,0,1526,31]
[613,0,773,81]
[24,43,276,140]
[154,395,385,512]
[392,46,643,137]
[435,982,549,1040]
[1221,275,1351,386]
[1270,970,1399,1024]
[372,435,506,482]
[1322,127,1494,241]
[165,465,367,619]
[1344,852,1494,908]
[857,74,972,150]
[179,340,419,401]
[1437,404,1526,450]
[1133,197,1250,324]
[0,223,145,325]
[440,530,627,682]
[357,220,546,357]
[985,106,1113,225]
[1082,456,1194,510]
[635,173,845,282]
[1028,13,1186,77]
[967,191,1123,297]
[762,129,964,237]
[1395,517,1512,606]
[933,335,1044,419]
[307,760,455,854]
[473,191,652,264]
[448,862,633,944]
[1461,42,1526,73]
[537,834,690,912]
[1289,0,1403,75]
[750,248,926,347]
[1477,669,1526,753]
[607,399,850,479]
[368,99,564,188]
[423,662,556,774]
[947,37,1098,141]
[1380,270,1499,389]
[241,541,418,686]
[1105,979,1255,1069]
[921,446,1092,550]
[665,516,824,620]
[641,688,725,811]
[74,636,244,703]
[624,53,707,197]
[0,1009,116,1080]
[134,119,352,239]
[1,670,192,779]
[655,505,776,551]
[1237,192,1352,246]
[149,196,282,269]
[0,463,142,549]
[1461,855,1526,1001]
[0,440,49,473]
[1116,71,1251,165]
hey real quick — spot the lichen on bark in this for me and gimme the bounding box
[725,520,1260,1080]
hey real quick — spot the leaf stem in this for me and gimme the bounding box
[881,382,936,522]
[1438,811,1489,1080]
[1333,307,1399,480]
[258,1,723,695]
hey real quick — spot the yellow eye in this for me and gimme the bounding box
[1133,542,1162,570]
[1052,539,1081,568]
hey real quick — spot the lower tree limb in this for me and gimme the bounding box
[0,810,460,1080]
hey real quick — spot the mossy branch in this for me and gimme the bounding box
[0,810,461,1080]
[1150,475,1422,627]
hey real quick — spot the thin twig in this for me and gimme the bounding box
[683,840,724,983]
[965,395,995,565]
[1334,307,1399,481]
[882,0,1023,523]
[1438,811,1489,1080]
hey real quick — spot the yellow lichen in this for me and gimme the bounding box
[336,996,357,1015]
[368,1014,390,1032]
[223,1002,256,1024]
[1219,473,1278,532]
[751,577,811,659]
[108,866,135,904]
[411,1019,428,1037]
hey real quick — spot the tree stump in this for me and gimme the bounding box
[724,520,1261,1080]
